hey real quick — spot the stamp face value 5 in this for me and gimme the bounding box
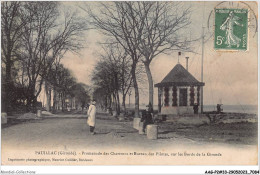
[215,9,248,51]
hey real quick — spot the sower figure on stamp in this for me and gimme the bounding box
[87,100,97,135]
[220,11,243,48]
[141,103,154,133]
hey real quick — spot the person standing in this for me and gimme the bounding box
[193,103,199,114]
[217,104,223,114]
[87,100,97,135]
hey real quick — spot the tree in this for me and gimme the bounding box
[88,2,146,117]
[117,51,133,114]
[136,2,191,106]
[88,2,192,109]
[93,87,112,111]
[104,44,133,114]
[1,2,28,113]
[92,59,119,113]
[17,2,87,111]
[72,83,90,111]
[14,2,59,111]
[44,60,61,112]
[50,64,76,111]
[1,2,88,113]
[92,43,134,115]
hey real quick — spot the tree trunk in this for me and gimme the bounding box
[116,90,120,115]
[81,102,85,112]
[144,62,154,106]
[122,94,126,114]
[1,83,7,113]
[25,82,37,112]
[109,94,112,108]
[131,63,139,117]
[112,92,117,112]
[32,96,37,113]
[49,89,52,110]
[52,87,56,113]
[45,82,51,112]
[58,92,61,110]
[104,95,108,109]
[61,92,65,111]
[128,94,131,107]
[4,59,12,114]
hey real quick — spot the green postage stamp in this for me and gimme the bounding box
[215,9,248,50]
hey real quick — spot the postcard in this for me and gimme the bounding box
[1,1,258,171]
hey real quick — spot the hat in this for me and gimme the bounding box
[92,100,96,105]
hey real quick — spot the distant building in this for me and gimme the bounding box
[154,63,204,115]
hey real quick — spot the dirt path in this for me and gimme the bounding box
[1,112,196,150]
[1,112,258,165]
[2,112,257,150]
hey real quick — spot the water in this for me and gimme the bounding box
[128,104,258,114]
[203,105,258,114]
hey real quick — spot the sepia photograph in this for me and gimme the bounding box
[1,0,258,172]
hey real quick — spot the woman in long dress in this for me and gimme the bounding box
[220,11,243,48]
[87,100,97,135]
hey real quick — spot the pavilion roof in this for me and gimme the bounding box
[154,64,205,87]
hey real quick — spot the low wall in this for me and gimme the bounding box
[161,106,194,115]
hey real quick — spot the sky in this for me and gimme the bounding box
[59,1,258,106]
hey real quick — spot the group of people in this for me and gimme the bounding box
[86,99,224,135]
[85,100,154,135]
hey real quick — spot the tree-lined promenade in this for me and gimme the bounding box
[2,1,192,116]
[88,2,192,117]
[1,2,89,114]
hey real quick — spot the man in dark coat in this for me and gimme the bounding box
[141,104,154,133]
[193,103,199,114]
[217,104,223,114]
